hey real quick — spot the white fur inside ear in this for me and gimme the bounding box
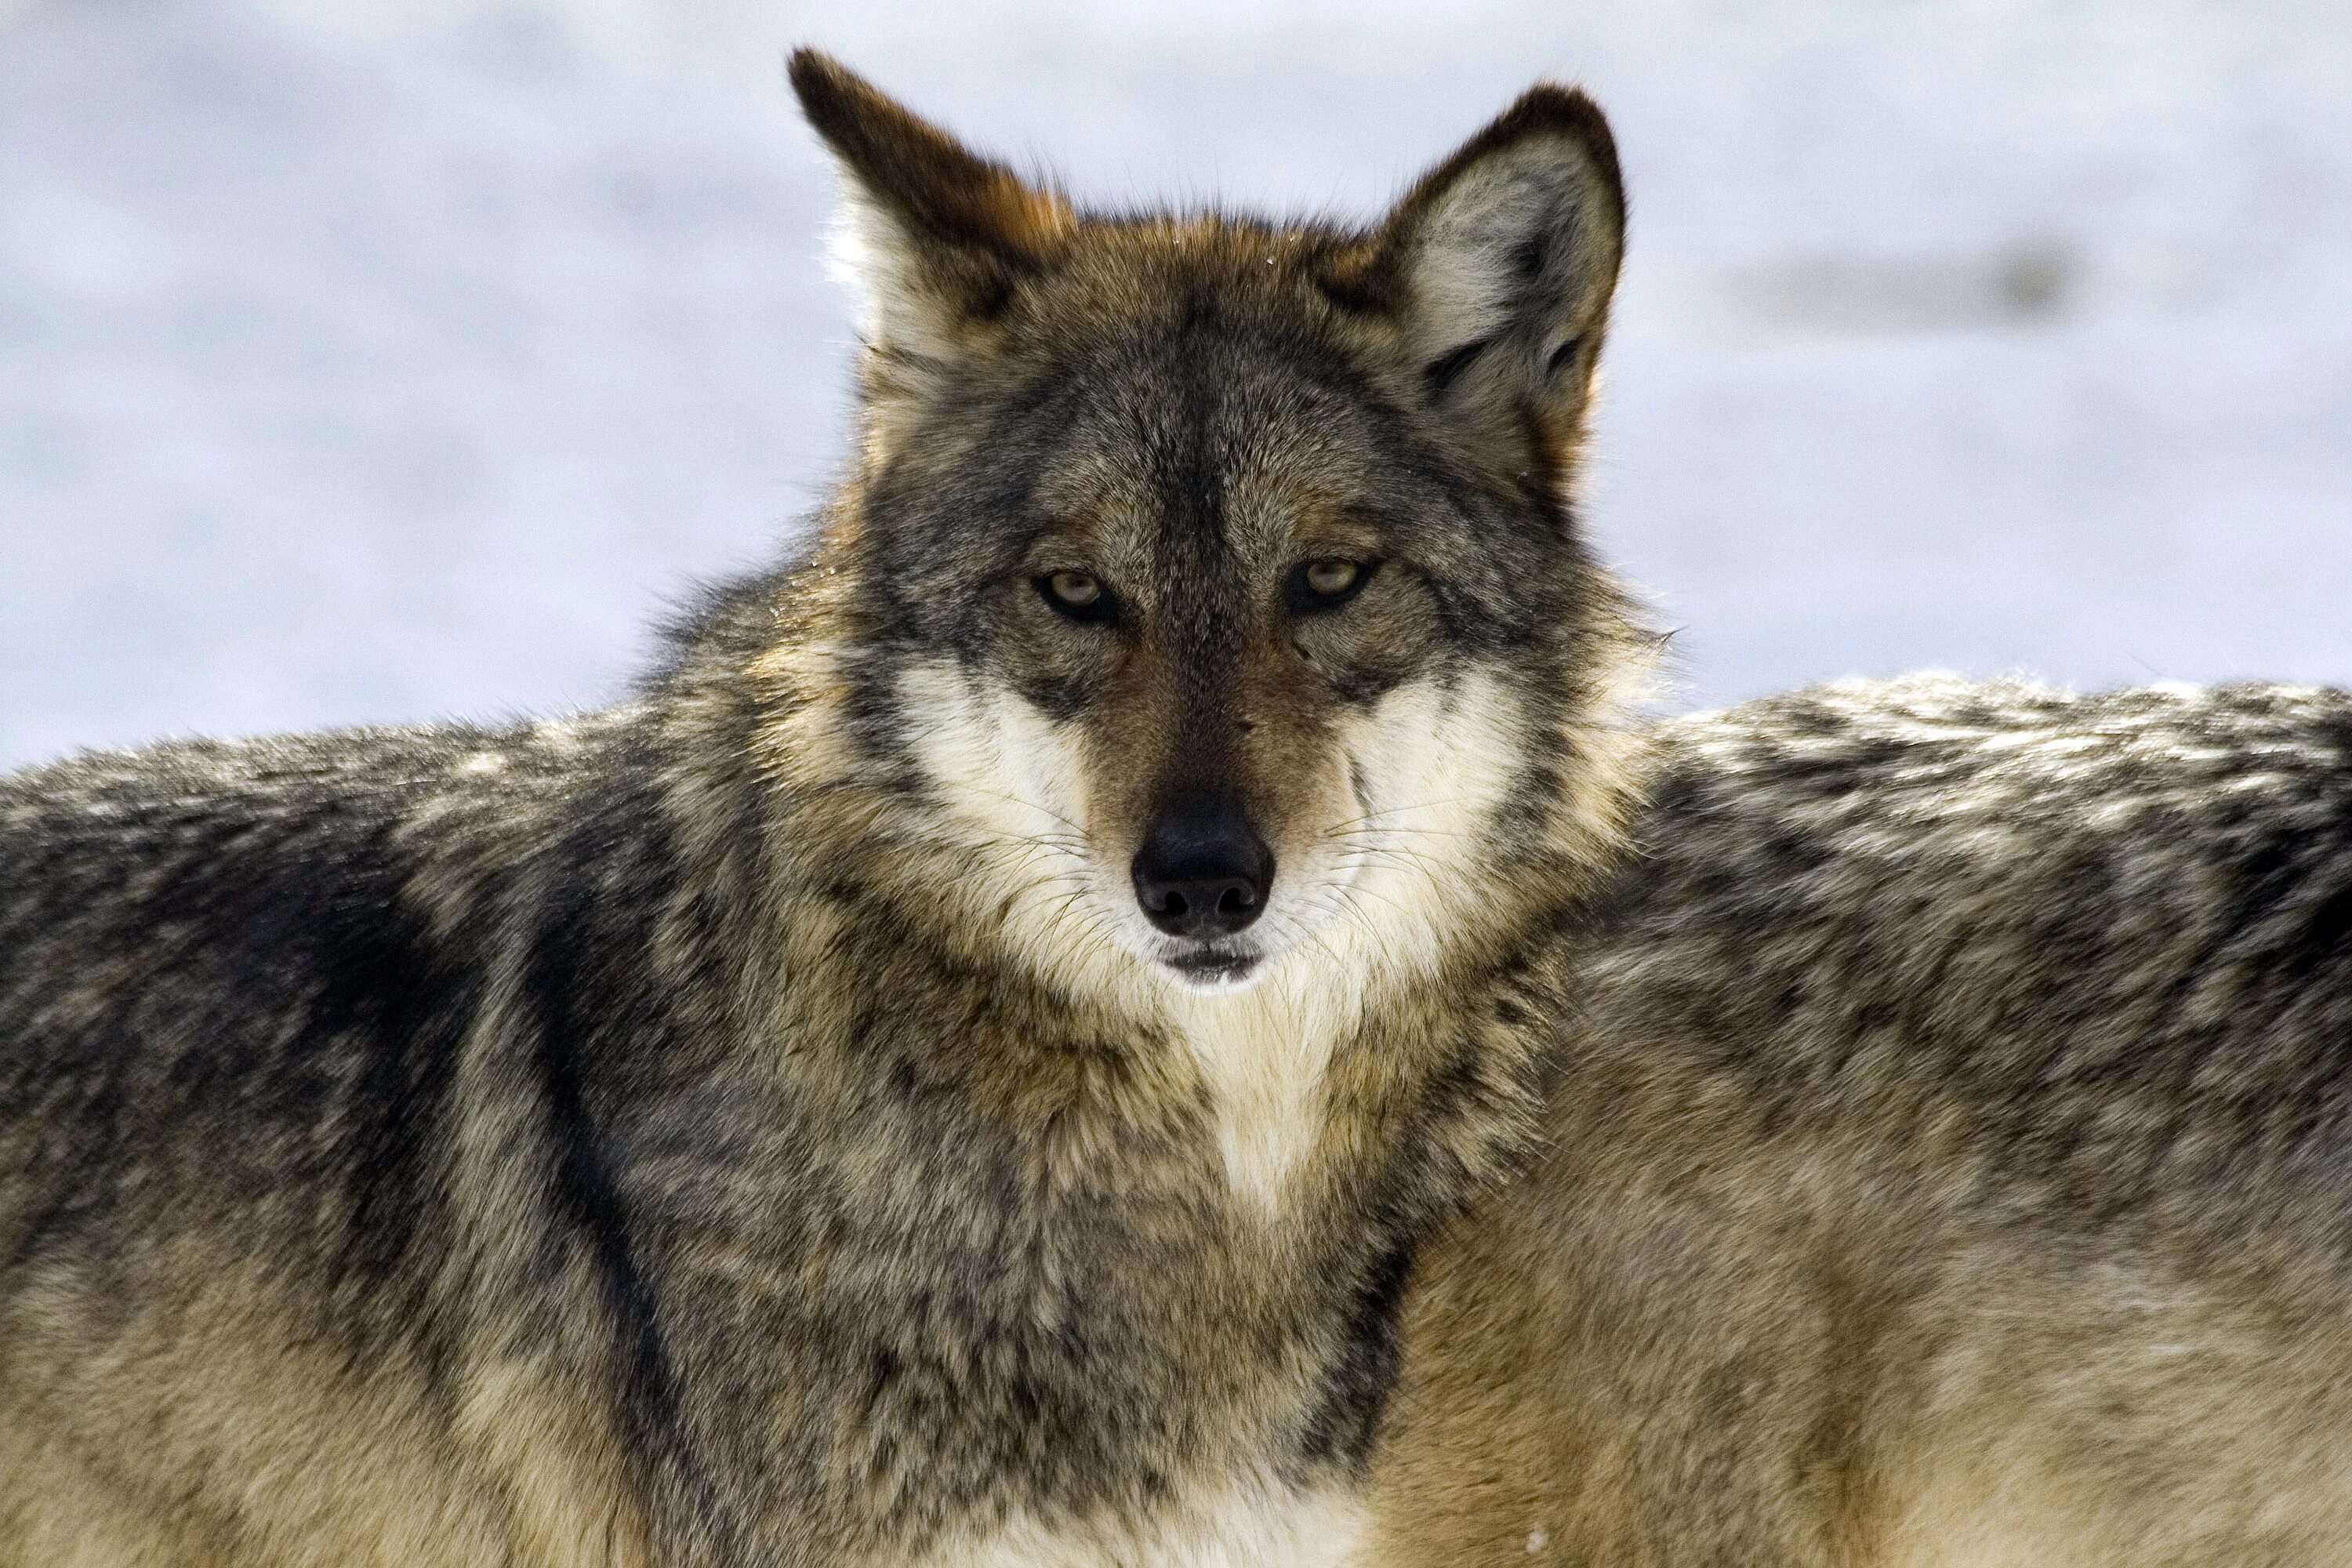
[824,173,960,359]
[1403,140,1613,386]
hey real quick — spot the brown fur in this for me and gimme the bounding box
[1370,678,2352,1567]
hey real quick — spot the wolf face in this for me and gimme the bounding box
[781,56,1638,1026]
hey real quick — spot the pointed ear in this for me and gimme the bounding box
[1359,85,1624,462]
[787,49,1074,361]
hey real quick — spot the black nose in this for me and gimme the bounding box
[1131,789,1275,939]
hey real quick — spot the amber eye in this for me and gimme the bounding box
[1287,557,1377,614]
[1305,559,1359,596]
[1035,569,1116,624]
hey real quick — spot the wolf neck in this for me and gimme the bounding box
[1155,953,1374,1210]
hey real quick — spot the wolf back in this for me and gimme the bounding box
[1372,675,2352,1567]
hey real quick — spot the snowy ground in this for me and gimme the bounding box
[3,0,2348,767]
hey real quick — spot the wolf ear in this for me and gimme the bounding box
[1360,85,1624,463]
[787,49,1073,362]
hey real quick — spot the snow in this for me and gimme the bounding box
[4,0,2348,766]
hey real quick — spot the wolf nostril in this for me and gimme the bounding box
[1131,788,1274,941]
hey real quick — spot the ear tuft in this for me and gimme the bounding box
[787,49,1074,353]
[1366,83,1626,452]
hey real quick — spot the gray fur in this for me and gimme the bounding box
[1374,674,2352,1566]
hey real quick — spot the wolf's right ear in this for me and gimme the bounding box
[1348,85,1625,473]
[789,50,1073,368]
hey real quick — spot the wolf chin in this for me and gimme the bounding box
[0,53,1647,1567]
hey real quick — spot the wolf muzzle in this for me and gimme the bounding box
[1131,786,1275,940]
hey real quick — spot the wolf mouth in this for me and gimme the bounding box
[1165,946,1263,985]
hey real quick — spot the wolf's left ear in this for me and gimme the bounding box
[1357,85,1624,463]
[788,49,1073,364]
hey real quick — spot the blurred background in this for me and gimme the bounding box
[3,0,2347,767]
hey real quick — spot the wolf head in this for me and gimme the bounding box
[761,53,1645,1013]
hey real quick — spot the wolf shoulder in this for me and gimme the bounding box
[0,713,640,1187]
[0,714,625,985]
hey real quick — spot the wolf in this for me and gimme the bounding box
[1368,675,2352,1566]
[0,52,1649,1567]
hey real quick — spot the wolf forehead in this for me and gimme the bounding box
[789,49,1627,642]
[860,278,1544,598]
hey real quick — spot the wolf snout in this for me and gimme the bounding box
[1131,789,1275,940]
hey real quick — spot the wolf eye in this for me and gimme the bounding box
[1036,569,1116,624]
[1305,560,1359,595]
[1287,558,1376,614]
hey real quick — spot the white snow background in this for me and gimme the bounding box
[3,0,2348,767]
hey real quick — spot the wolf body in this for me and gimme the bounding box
[0,54,1645,1568]
[1371,675,2352,1567]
